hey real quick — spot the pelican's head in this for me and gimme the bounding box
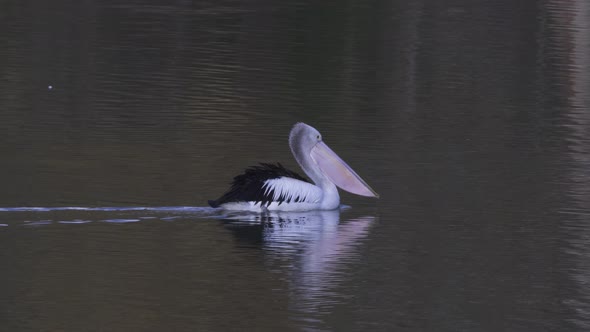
[289,122,323,155]
[289,122,379,198]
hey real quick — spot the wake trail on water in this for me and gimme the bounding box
[0,206,224,226]
[0,206,212,212]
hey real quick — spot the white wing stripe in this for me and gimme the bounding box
[262,177,322,204]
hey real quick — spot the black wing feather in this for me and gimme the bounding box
[208,163,310,207]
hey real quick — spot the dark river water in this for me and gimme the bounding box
[1,1,590,331]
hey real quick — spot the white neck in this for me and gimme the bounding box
[290,141,340,209]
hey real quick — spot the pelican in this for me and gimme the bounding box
[208,122,379,211]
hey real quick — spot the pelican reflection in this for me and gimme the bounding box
[222,209,375,324]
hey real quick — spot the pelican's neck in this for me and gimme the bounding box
[290,140,339,207]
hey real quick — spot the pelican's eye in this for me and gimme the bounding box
[316,135,321,141]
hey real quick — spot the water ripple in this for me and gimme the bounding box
[57,220,93,224]
[0,206,220,227]
[0,206,212,212]
[101,219,141,223]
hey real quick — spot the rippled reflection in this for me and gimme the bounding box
[223,210,374,328]
[559,0,590,329]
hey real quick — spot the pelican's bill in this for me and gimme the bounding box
[310,141,379,198]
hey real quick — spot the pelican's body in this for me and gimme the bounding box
[208,123,378,211]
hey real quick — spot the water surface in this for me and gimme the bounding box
[1,1,590,331]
